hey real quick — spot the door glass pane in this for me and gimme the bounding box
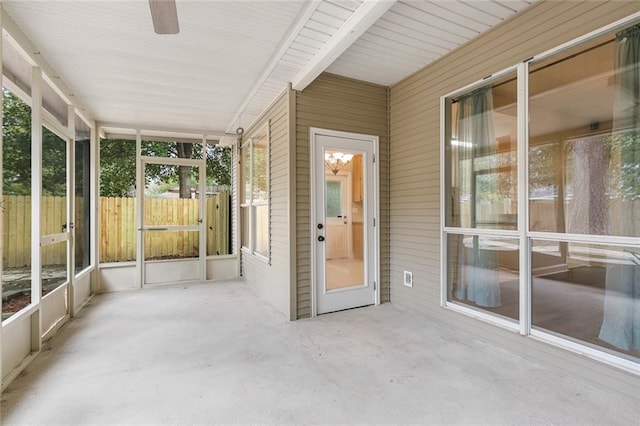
[324,150,364,291]
[205,190,231,256]
[447,233,519,322]
[205,144,232,256]
[531,239,639,362]
[2,89,32,321]
[42,127,68,296]
[144,163,199,261]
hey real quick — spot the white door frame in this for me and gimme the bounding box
[136,147,207,288]
[310,127,380,316]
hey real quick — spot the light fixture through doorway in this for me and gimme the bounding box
[325,152,353,175]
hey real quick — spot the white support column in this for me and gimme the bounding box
[31,67,43,352]
[67,104,75,316]
[199,136,207,281]
[90,124,98,293]
[234,140,240,277]
[135,130,143,288]
[517,61,531,336]
[0,5,4,389]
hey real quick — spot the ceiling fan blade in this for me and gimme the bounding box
[149,0,180,35]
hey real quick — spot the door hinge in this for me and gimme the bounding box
[373,218,376,227]
[374,281,377,290]
[373,154,376,163]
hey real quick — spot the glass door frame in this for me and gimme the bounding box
[136,143,207,287]
[40,112,74,315]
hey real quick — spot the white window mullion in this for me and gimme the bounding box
[517,61,531,336]
[135,130,143,288]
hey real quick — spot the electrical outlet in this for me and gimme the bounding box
[403,271,413,288]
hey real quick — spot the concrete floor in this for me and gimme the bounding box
[1,280,639,425]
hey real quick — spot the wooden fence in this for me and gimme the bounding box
[2,191,230,268]
[2,195,85,268]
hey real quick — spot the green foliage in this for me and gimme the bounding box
[3,90,67,196]
[42,127,68,196]
[1,89,232,198]
[99,139,232,197]
[3,91,32,195]
[206,145,232,186]
[99,139,137,197]
[606,131,640,200]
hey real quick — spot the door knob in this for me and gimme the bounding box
[318,236,325,242]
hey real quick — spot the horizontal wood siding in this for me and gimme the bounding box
[296,73,389,318]
[389,0,640,397]
[241,91,292,318]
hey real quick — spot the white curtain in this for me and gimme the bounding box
[599,25,640,351]
[454,87,501,308]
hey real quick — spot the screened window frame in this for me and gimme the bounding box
[440,13,640,374]
[240,122,270,262]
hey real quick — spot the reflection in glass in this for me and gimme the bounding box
[531,240,639,361]
[445,74,518,230]
[447,234,519,321]
[241,207,250,249]
[254,204,269,257]
[241,126,269,256]
[241,143,251,205]
[529,24,640,237]
[252,135,268,202]
[75,116,91,272]
[2,89,32,320]
[324,151,364,291]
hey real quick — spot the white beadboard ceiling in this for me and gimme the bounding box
[1,0,533,136]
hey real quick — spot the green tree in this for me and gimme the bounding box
[607,131,640,200]
[99,139,232,197]
[3,90,67,196]
[3,90,32,195]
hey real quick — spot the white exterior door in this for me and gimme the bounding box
[312,128,378,315]
[138,158,206,286]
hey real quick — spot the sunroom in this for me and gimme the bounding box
[0,0,638,413]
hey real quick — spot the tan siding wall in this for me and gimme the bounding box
[389,0,640,397]
[241,91,292,318]
[296,73,389,319]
